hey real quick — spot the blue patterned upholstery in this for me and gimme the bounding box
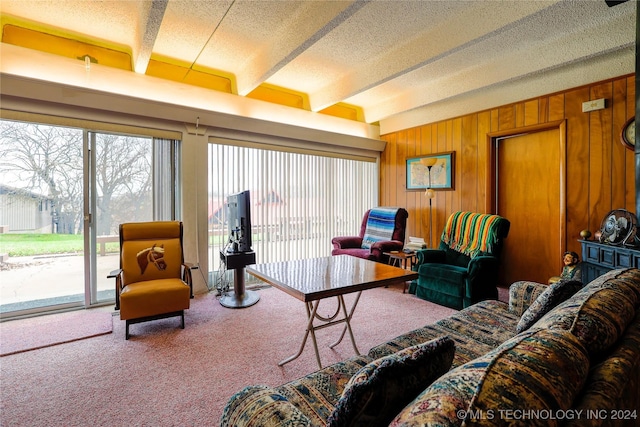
[221,269,640,427]
[390,329,590,426]
[516,279,583,333]
[327,336,454,427]
[220,385,313,427]
[361,207,400,249]
[508,280,548,316]
[367,300,518,366]
[529,269,640,358]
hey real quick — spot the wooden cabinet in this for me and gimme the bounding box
[580,239,640,283]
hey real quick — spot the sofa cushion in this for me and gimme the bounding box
[531,269,640,359]
[327,336,454,427]
[508,280,547,316]
[389,328,590,427]
[274,355,371,426]
[220,385,313,427]
[368,300,518,368]
[119,278,191,320]
[565,312,640,427]
[516,279,583,333]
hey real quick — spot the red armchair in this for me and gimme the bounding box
[331,208,408,263]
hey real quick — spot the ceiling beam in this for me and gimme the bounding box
[368,3,634,124]
[307,1,558,112]
[134,0,168,74]
[236,0,369,96]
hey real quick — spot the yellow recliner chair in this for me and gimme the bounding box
[109,221,192,339]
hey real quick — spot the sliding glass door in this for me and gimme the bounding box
[0,120,178,317]
[0,121,86,313]
[90,131,154,305]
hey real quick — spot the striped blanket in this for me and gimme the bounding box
[361,207,399,249]
[441,211,504,258]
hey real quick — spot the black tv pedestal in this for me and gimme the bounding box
[219,250,260,308]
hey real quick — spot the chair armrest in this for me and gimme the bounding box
[370,240,404,254]
[461,255,506,305]
[416,249,446,265]
[107,269,122,279]
[508,280,547,316]
[182,263,195,298]
[467,255,499,277]
[221,385,312,427]
[108,269,123,310]
[332,235,363,250]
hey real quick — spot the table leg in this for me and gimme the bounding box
[278,299,324,368]
[329,293,361,356]
[279,292,364,369]
[307,301,323,368]
[386,257,399,288]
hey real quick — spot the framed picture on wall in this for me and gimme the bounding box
[406,151,455,190]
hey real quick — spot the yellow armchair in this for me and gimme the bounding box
[109,221,193,339]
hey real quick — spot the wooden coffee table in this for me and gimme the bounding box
[246,255,418,368]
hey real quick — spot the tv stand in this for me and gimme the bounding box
[219,250,259,308]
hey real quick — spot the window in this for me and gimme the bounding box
[0,118,181,316]
[208,142,378,279]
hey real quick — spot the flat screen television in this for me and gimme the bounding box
[226,190,252,253]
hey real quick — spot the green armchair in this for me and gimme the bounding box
[409,211,510,309]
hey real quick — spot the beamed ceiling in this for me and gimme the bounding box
[0,0,636,135]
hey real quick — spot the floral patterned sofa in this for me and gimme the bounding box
[221,268,640,427]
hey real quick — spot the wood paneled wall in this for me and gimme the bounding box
[380,74,636,259]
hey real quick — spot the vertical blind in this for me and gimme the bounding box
[207,142,378,272]
[153,137,180,220]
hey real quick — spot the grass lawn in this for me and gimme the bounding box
[0,234,115,257]
[1,232,236,257]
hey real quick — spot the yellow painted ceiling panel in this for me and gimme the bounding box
[319,103,364,122]
[146,60,233,94]
[2,25,131,71]
[146,60,190,82]
[183,69,233,94]
[247,84,308,110]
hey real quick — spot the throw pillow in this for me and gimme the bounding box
[326,335,455,427]
[516,279,582,333]
[389,329,590,427]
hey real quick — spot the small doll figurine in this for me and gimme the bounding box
[548,251,582,284]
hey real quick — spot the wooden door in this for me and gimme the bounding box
[496,126,565,286]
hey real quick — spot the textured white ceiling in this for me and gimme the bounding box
[0,0,635,133]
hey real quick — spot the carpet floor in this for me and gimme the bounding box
[0,282,490,426]
[0,310,113,356]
